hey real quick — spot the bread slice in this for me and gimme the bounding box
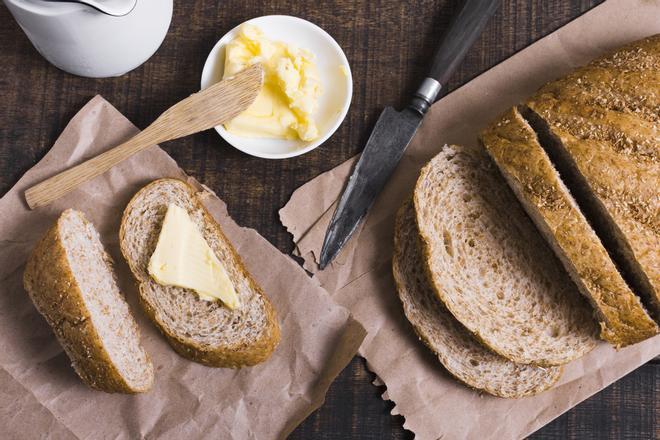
[413,144,597,366]
[481,107,658,347]
[393,200,562,397]
[23,209,154,393]
[119,179,280,368]
[524,35,660,319]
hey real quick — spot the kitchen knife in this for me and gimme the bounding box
[319,0,500,269]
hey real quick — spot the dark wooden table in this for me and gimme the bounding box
[1,1,657,438]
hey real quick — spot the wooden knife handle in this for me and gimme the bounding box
[429,0,500,87]
[24,130,159,209]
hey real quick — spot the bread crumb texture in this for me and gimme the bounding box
[413,145,598,366]
[393,198,562,397]
[23,209,154,393]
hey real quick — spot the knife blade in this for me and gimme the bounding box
[319,0,500,269]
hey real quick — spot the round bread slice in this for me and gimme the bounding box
[393,201,562,397]
[413,145,597,366]
[119,179,280,368]
[23,209,154,393]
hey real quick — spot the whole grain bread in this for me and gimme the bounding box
[481,107,658,347]
[393,200,562,397]
[23,209,154,393]
[413,144,597,366]
[524,35,660,319]
[120,179,280,368]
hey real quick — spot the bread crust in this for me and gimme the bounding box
[481,108,658,347]
[525,35,660,318]
[23,210,154,393]
[119,179,280,368]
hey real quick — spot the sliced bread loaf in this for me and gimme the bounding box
[481,107,658,347]
[23,209,154,393]
[393,200,562,397]
[413,144,597,366]
[120,179,280,368]
[524,35,660,319]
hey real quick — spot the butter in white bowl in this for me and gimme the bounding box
[223,24,323,142]
[201,15,353,159]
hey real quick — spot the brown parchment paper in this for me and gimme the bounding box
[279,0,660,438]
[0,96,366,439]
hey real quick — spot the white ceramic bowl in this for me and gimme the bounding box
[200,15,353,159]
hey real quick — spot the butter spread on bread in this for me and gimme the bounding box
[148,203,240,309]
[120,179,280,368]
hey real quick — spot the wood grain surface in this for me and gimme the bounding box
[0,1,657,438]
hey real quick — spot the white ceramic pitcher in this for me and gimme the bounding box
[4,0,173,78]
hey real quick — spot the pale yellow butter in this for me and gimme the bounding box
[148,204,240,309]
[223,24,323,141]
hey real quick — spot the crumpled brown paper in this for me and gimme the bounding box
[279,1,660,438]
[0,96,366,439]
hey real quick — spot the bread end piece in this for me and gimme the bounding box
[523,35,660,319]
[480,107,658,347]
[23,209,154,393]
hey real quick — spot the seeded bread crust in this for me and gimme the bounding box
[23,209,154,393]
[481,108,658,347]
[393,200,562,398]
[119,179,280,368]
[525,35,660,319]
